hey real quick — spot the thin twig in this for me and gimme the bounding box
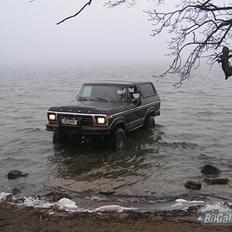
[57,0,93,25]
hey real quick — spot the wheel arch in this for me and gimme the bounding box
[110,117,127,133]
[144,108,155,123]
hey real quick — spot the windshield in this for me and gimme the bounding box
[79,84,127,102]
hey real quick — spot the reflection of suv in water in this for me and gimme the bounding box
[46,81,161,150]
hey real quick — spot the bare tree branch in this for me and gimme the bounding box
[104,0,135,7]
[104,0,232,84]
[57,0,93,25]
[53,0,232,83]
[143,0,232,84]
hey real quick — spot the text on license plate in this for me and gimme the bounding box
[61,118,78,125]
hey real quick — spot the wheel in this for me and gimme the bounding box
[114,128,126,150]
[143,115,155,129]
[108,128,126,151]
[53,130,67,144]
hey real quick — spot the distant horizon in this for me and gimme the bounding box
[1,1,172,68]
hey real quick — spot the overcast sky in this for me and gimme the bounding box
[1,1,174,67]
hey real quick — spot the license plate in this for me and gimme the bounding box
[61,118,78,125]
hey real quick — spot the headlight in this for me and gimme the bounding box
[48,113,56,121]
[97,117,106,124]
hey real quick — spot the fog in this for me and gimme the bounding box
[0,0,172,67]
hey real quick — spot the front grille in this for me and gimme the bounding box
[57,114,94,127]
[81,116,94,127]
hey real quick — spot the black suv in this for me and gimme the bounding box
[46,81,160,149]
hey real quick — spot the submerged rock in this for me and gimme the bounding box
[7,170,28,179]
[204,178,229,185]
[201,164,221,177]
[184,180,201,190]
[12,188,21,195]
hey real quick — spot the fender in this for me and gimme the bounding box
[144,107,155,122]
[109,116,127,132]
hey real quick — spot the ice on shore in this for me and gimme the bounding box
[171,199,205,211]
[57,198,78,210]
[94,205,137,213]
[0,192,11,201]
[199,202,232,213]
[22,197,79,211]
[23,197,55,209]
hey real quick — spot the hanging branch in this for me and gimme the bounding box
[105,0,232,84]
[57,0,93,25]
[53,0,232,83]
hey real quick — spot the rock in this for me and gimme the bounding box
[204,178,229,185]
[201,164,221,177]
[184,180,201,190]
[7,170,28,179]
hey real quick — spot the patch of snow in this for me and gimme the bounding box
[171,199,205,211]
[94,205,137,213]
[176,199,205,204]
[57,198,78,211]
[199,202,232,213]
[0,192,11,201]
[85,196,108,201]
[23,197,55,208]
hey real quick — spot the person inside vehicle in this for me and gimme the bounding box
[129,86,141,106]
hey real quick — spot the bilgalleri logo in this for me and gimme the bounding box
[200,211,232,225]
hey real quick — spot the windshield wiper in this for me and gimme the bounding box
[95,97,110,102]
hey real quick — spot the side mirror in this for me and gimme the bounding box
[75,94,79,100]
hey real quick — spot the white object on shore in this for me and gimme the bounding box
[57,198,78,210]
[94,205,137,213]
[175,199,205,204]
[0,192,11,201]
[171,199,205,211]
[23,197,55,208]
[199,202,232,213]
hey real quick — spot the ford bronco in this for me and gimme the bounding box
[46,81,160,150]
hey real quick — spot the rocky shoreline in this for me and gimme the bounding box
[0,190,232,232]
[1,163,231,231]
[0,202,231,232]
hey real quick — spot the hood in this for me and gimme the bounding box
[48,100,126,115]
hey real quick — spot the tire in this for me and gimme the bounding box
[53,130,67,144]
[110,128,126,151]
[143,115,155,129]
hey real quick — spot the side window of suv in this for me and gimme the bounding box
[139,83,156,98]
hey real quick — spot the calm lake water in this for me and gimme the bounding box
[0,63,231,203]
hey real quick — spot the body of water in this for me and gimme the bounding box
[0,63,231,204]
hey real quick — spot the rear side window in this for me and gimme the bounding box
[139,83,156,97]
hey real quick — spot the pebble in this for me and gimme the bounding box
[184,180,201,190]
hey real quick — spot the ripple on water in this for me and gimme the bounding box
[0,65,232,202]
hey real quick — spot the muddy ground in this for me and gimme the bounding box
[0,203,231,232]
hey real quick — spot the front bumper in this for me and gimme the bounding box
[46,123,111,135]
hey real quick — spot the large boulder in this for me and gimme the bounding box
[201,164,221,177]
